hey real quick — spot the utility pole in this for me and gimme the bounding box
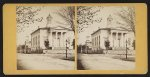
[66,39,68,59]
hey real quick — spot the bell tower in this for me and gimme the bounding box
[46,13,53,27]
[107,14,113,27]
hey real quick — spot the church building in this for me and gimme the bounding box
[91,15,135,51]
[30,14,74,52]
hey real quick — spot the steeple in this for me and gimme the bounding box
[107,14,113,27]
[46,13,53,27]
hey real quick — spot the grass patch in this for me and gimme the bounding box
[62,57,75,61]
[112,55,135,62]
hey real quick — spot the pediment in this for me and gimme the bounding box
[52,26,72,30]
[53,26,65,29]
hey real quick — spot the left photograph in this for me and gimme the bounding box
[16,6,75,70]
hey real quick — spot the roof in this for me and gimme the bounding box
[91,27,132,35]
[31,27,48,35]
[52,25,72,31]
[31,26,72,35]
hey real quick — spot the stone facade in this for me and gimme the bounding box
[91,28,135,51]
[31,26,74,52]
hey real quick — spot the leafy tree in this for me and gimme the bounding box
[132,40,135,50]
[77,6,103,33]
[16,6,43,33]
[44,39,49,49]
[105,40,110,52]
[21,45,25,50]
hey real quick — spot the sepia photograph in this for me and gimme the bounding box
[16,6,75,70]
[77,6,135,70]
[3,3,147,74]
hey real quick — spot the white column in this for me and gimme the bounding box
[56,32,58,47]
[62,32,64,47]
[123,33,125,47]
[116,32,118,48]
[121,33,123,47]
[110,32,113,47]
[60,32,63,47]
[64,32,66,46]
[50,31,52,47]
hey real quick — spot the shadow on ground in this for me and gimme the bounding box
[77,59,86,70]
[112,55,135,62]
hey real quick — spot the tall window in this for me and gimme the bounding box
[97,36,98,47]
[92,38,93,46]
[95,37,96,46]
[99,35,100,47]
[33,37,35,46]
[36,36,38,46]
[31,38,32,46]
[38,35,40,47]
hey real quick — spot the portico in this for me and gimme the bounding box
[109,30,127,49]
[50,31,66,48]
[91,28,134,51]
[31,26,74,51]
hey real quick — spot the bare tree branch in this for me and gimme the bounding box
[56,7,75,34]
[117,7,135,35]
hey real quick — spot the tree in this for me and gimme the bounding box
[132,40,135,50]
[77,6,103,33]
[105,40,110,53]
[16,6,43,33]
[44,39,49,49]
[56,7,75,33]
[117,7,135,35]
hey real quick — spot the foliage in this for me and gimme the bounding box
[44,39,49,49]
[104,40,110,49]
[16,6,43,33]
[77,6,103,33]
[132,40,135,50]
[21,45,25,49]
[77,45,87,53]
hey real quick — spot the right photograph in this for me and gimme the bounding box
[77,6,135,70]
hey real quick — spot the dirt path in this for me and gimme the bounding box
[17,53,74,70]
[79,54,135,70]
